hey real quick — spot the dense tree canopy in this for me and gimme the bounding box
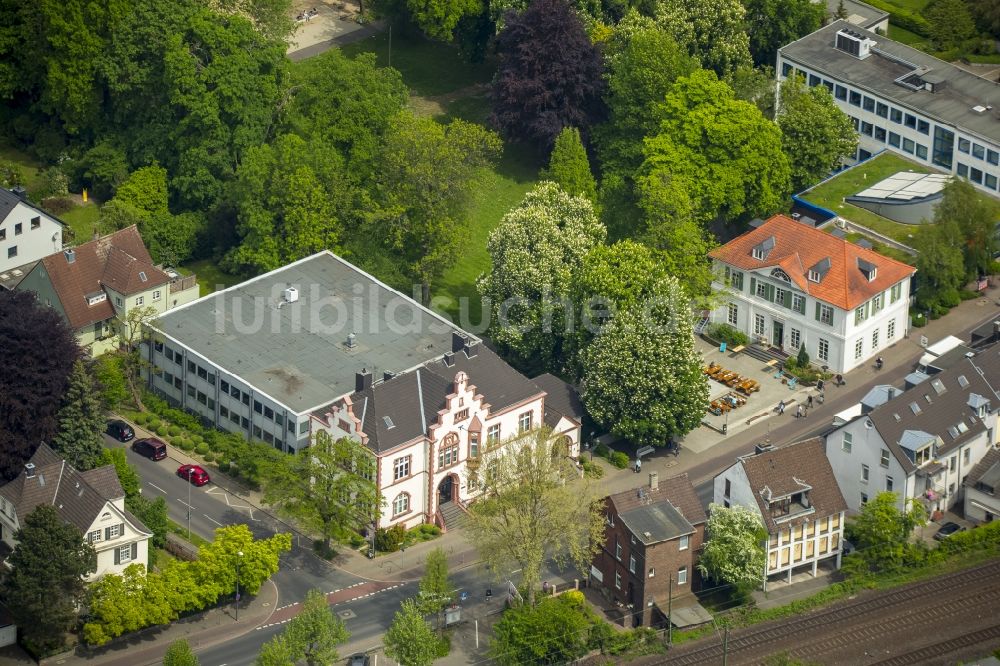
[581,278,708,446]
[776,75,857,192]
[741,0,824,66]
[384,598,445,666]
[698,504,767,593]
[492,0,606,151]
[655,0,752,77]
[257,589,350,666]
[478,182,606,371]
[638,70,791,225]
[0,291,79,480]
[2,505,97,652]
[847,492,927,572]
[541,127,597,203]
[924,0,976,50]
[52,360,106,471]
[932,178,998,280]
[491,593,596,665]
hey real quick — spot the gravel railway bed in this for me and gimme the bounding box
[656,558,1000,665]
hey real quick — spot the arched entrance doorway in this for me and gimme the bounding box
[438,475,456,505]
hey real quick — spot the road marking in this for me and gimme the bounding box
[148,483,167,494]
[178,500,195,509]
[204,514,224,526]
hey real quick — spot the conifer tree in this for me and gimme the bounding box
[52,360,106,470]
[541,127,597,203]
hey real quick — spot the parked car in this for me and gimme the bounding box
[132,437,167,461]
[347,655,370,666]
[106,419,135,442]
[177,464,210,487]
[934,522,966,540]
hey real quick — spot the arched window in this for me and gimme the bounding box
[392,492,410,516]
[443,432,459,447]
[770,268,792,283]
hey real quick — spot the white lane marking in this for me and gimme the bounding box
[204,514,224,526]
[178,500,195,509]
[148,483,167,494]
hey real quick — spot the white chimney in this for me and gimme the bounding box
[24,462,35,479]
[283,286,299,303]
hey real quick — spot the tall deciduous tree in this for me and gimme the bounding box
[384,598,445,666]
[913,221,965,308]
[932,178,998,280]
[638,70,791,225]
[0,290,79,480]
[654,0,752,76]
[776,75,857,191]
[205,0,295,40]
[51,360,106,471]
[2,505,97,652]
[581,279,708,447]
[741,0,824,67]
[477,182,606,372]
[491,593,595,665]
[697,504,766,594]
[407,0,484,41]
[83,563,175,646]
[257,589,350,666]
[418,547,454,633]
[465,429,605,606]
[923,0,976,50]
[376,112,502,303]
[540,128,597,203]
[491,0,605,151]
[262,432,379,554]
[848,491,927,572]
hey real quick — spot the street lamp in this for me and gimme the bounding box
[235,550,243,621]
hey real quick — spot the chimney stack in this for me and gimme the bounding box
[24,462,35,479]
[443,351,455,367]
[465,340,479,358]
[452,331,467,353]
[11,185,26,201]
[355,369,373,393]
[64,248,75,264]
[648,471,659,491]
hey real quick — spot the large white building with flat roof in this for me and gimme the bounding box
[778,20,1000,198]
[143,251,583,530]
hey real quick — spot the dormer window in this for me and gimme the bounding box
[808,257,830,283]
[808,270,820,283]
[858,258,878,282]
[751,236,775,261]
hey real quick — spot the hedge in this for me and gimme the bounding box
[863,0,931,36]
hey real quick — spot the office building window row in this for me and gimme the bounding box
[956,163,1000,191]
[850,116,929,161]
[958,137,1000,166]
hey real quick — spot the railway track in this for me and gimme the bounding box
[870,624,1000,666]
[657,558,1000,665]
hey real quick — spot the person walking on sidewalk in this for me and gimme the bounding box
[778,400,785,415]
[634,458,642,474]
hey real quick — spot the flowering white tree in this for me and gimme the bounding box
[698,504,767,592]
[581,275,708,447]
[477,182,606,371]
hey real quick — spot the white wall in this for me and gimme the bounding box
[0,202,62,273]
[825,416,910,512]
[713,462,761,516]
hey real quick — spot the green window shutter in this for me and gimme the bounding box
[767,284,775,302]
[131,542,138,561]
[114,547,120,565]
[783,291,792,309]
[750,277,757,296]
[815,302,821,322]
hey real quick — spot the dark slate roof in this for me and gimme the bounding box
[532,373,585,428]
[0,188,66,227]
[739,438,847,534]
[620,500,695,546]
[965,447,1000,491]
[868,356,997,470]
[423,345,542,414]
[0,443,143,535]
[607,473,707,541]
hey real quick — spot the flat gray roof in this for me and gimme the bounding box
[151,251,473,414]
[824,0,888,30]
[780,20,1000,145]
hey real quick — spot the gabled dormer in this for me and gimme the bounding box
[760,479,814,523]
[968,393,991,418]
[751,236,776,261]
[858,258,878,282]
[808,257,831,283]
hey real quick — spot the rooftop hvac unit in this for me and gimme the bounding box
[283,286,299,303]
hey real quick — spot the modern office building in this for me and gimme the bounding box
[778,20,1000,198]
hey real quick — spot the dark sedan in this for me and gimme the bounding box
[106,419,135,442]
[933,522,966,540]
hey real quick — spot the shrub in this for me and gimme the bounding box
[959,289,979,301]
[41,196,74,215]
[348,533,367,548]
[938,287,961,308]
[911,312,927,328]
[202,453,214,463]
[168,425,181,437]
[797,345,809,367]
[609,451,629,468]
[178,439,195,452]
[190,434,205,446]
[217,461,231,473]
[375,524,406,552]
[132,412,147,425]
[582,460,604,479]
[593,442,610,458]
[706,323,748,347]
[195,443,210,456]
[154,424,168,436]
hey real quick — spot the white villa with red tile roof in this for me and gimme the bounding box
[709,215,916,374]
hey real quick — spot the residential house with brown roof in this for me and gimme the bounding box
[15,226,198,356]
[0,187,65,283]
[143,251,581,531]
[713,438,848,590]
[964,447,1000,523]
[708,214,915,373]
[593,473,707,627]
[824,346,1000,517]
[0,444,151,580]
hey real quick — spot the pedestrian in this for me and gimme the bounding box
[836,373,844,386]
[817,379,825,391]
[876,356,884,370]
[635,458,641,474]
[798,404,805,418]
[807,395,814,408]
[778,400,785,415]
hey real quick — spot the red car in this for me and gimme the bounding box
[177,464,210,487]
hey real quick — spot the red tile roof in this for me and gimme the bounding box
[38,226,169,330]
[709,215,915,311]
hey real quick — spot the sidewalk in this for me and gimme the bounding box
[41,580,279,666]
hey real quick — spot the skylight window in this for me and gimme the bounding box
[909,402,921,415]
[958,375,969,388]
[139,271,147,282]
[383,416,395,429]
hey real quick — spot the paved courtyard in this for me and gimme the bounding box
[286,0,378,59]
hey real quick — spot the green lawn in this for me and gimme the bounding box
[59,202,101,243]
[0,141,44,192]
[339,31,494,97]
[181,258,239,297]
[888,24,927,47]
[802,153,932,243]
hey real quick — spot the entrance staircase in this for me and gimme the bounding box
[439,501,469,531]
[694,311,710,335]
[743,343,790,365]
